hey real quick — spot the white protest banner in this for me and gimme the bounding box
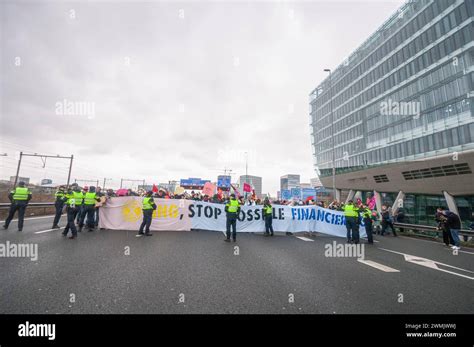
[100,198,367,238]
[188,201,366,237]
[99,197,191,231]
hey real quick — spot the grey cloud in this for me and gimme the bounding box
[1,0,403,192]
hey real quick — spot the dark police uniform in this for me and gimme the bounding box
[343,202,360,244]
[138,196,156,236]
[362,207,374,244]
[263,201,274,236]
[52,188,66,228]
[3,185,32,231]
[62,190,84,239]
[82,191,99,231]
[225,197,241,242]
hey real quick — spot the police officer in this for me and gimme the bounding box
[342,200,360,244]
[52,185,66,229]
[263,198,274,236]
[3,181,32,232]
[76,186,88,224]
[82,186,100,232]
[225,193,241,242]
[361,205,374,244]
[137,191,156,237]
[62,183,83,239]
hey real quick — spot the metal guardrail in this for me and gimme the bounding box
[0,202,55,210]
[394,222,474,237]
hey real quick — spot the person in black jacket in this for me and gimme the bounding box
[436,207,454,247]
[52,185,66,229]
[443,210,462,250]
[395,208,405,233]
[381,205,397,236]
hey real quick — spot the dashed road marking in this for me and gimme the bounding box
[34,229,57,234]
[361,238,380,243]
[296,236,314,242]
[357,258,400,272]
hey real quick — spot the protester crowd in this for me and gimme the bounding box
[3,182,468,249]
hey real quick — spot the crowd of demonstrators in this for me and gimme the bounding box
[5,180,470,248]
[55,186,468,249]
[328,200,343,210]
[150,188,468,249]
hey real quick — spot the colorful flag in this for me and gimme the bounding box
[243,183,251,193]
[230,184,241,198]
[367,196,376,210]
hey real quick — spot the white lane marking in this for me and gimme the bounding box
[296,236,314,242]
[379,247,474,280]
[357,258,400,272]
[442,248,474,255]
[457,250,474,255]
[398,235,474,255]
[361,238,380,243]
[34,229,57,234]
[0,214,60,223]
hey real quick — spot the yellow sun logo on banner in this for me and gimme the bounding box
[122,199,142,222]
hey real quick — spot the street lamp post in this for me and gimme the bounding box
[103,178,112,190]
[324,68,336,200]
[244,151,248,200]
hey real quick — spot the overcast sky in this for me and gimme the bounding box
[0,0,403,194]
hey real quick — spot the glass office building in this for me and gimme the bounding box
[280,174,301,191]
[309,0,474,226]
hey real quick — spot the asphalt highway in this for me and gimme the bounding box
[1,214,473,314]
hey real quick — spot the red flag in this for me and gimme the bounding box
[152,184,158,193]
[230,184,241,198]
[243,183,251,193]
